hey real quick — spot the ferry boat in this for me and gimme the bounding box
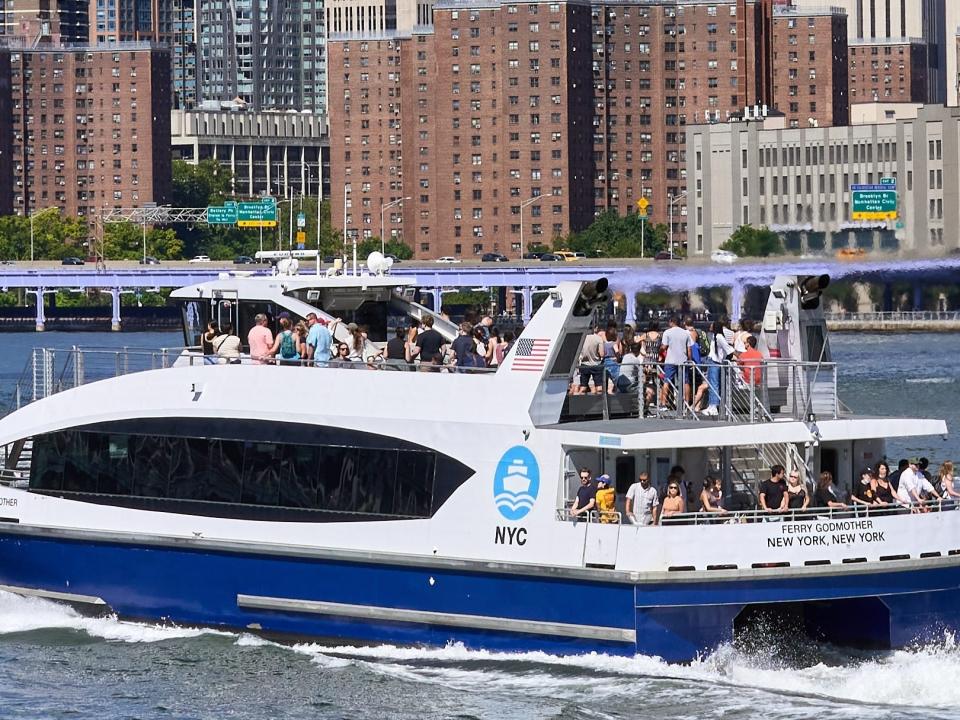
[0,267,953,662]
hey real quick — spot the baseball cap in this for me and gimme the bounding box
[860,466,875,476]
[346,322,359,331]
[316,317,328,325]
[278,311,291,320]
[596,474,610,485]
[908,457,920,465]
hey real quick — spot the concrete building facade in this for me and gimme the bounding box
[170,109,330,200]
[0,0,89,45]
[687,104,959,257]
[2,42,172,219]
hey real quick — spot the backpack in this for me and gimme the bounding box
[697,330,711,360]
[279,330,297,359]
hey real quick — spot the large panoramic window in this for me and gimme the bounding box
[30,419,468,523]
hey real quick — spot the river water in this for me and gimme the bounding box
[0,330,958,719]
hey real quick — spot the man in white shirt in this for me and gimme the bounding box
[896,458,940,505]
[659,315,692,409]
[626,473,660,526]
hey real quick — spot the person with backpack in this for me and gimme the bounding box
[683,316,704,407]
[268,317,300,365]
[695,320,735,416]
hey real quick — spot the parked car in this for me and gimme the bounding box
[233,255,255,264]
[61,256,85,265]
[654,251,675,261]
[435,256,461,263]
[383,254,402,264]
[139,256,160,265]
[710,249,738,264]
[573,252,587,260]
[553,251,578,261]
[539,253,562,261]
[481,252,509,262]
[522,252,543,260]
[188,255,211,263]
[322,255,336,264]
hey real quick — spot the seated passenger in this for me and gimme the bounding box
[419,352,445,372]
[785,470,809,511]
[595,474,617,523]
[851,467,879,507]
[571,471,596,521]
[699,476,727,514]
[660,481,685,520]
[332,343,354,367]
[813,471,846,509]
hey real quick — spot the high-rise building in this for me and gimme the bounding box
[328,0,861,260]
[198,0,327,113]
[1,42,172,218]
[849,38,927,104]
[0,0,89,44]
[771,5,848,129]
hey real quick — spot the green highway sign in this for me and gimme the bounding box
[238,197,278,228]
[206,201,237,225]
[851,189,897,221]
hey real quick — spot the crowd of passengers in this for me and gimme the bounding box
[569,457,960,524]
[199,311,516,370]
[571,314,762,416]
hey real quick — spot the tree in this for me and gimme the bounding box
[721,225,783,257]
[357,237,415,260]
[560,210,667,258]
[172,159,232,208]
[0,211,87,260]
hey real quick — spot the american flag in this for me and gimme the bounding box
[511,338,551,372]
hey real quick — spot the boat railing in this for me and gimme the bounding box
[586,358,840,424]
[1,346,499,416]
[555,507,623,524]
[660,499,953,526]
[0,467,28,488]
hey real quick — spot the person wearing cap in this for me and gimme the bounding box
[595,475,617,524]
[344,322,366,362]
[851,467,879,507]
[305,312,337,368]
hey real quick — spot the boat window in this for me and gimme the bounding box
[236,301,279,349]
[548,332,584,376]
[29,424,466,523]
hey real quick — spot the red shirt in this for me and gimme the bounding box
[738,347,763,384]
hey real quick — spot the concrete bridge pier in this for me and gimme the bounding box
[430,288,442,313]
[882,283,894,312]
[521,286,533,323]
[912,284,924,311]
[623,287,638,326]
[729,282,745,322]
[32,289,45,332]
[110,288,123,331]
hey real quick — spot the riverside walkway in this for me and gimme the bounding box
[825,311,960,332]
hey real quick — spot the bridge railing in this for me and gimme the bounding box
[825,311,960,322]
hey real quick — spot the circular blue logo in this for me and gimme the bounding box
[493,446,540,521]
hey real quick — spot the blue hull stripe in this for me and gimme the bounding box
[5,531,960,661]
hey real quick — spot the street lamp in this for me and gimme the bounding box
[380,197,410,256]
[668,191,688,260]
[29,207,59,263]
[519,195,542,264]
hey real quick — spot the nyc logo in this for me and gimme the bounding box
[493,446,540,521]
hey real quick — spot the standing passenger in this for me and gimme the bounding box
[247,313,274,365]
[595,475,617,523]
[213,322,242,364]
[625,472,659,526]
[305,313,335,368]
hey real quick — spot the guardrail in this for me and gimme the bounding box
[577,358,840,423]
[1,346,499,416]
[825,311,960,322]
[660,498,951,525]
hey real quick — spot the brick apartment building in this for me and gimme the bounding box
[0,42,172,219]
[329,0,850,260]
[848,38,927,105]
[770,5,848,129]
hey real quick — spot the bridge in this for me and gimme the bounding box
[0,256,957,330]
